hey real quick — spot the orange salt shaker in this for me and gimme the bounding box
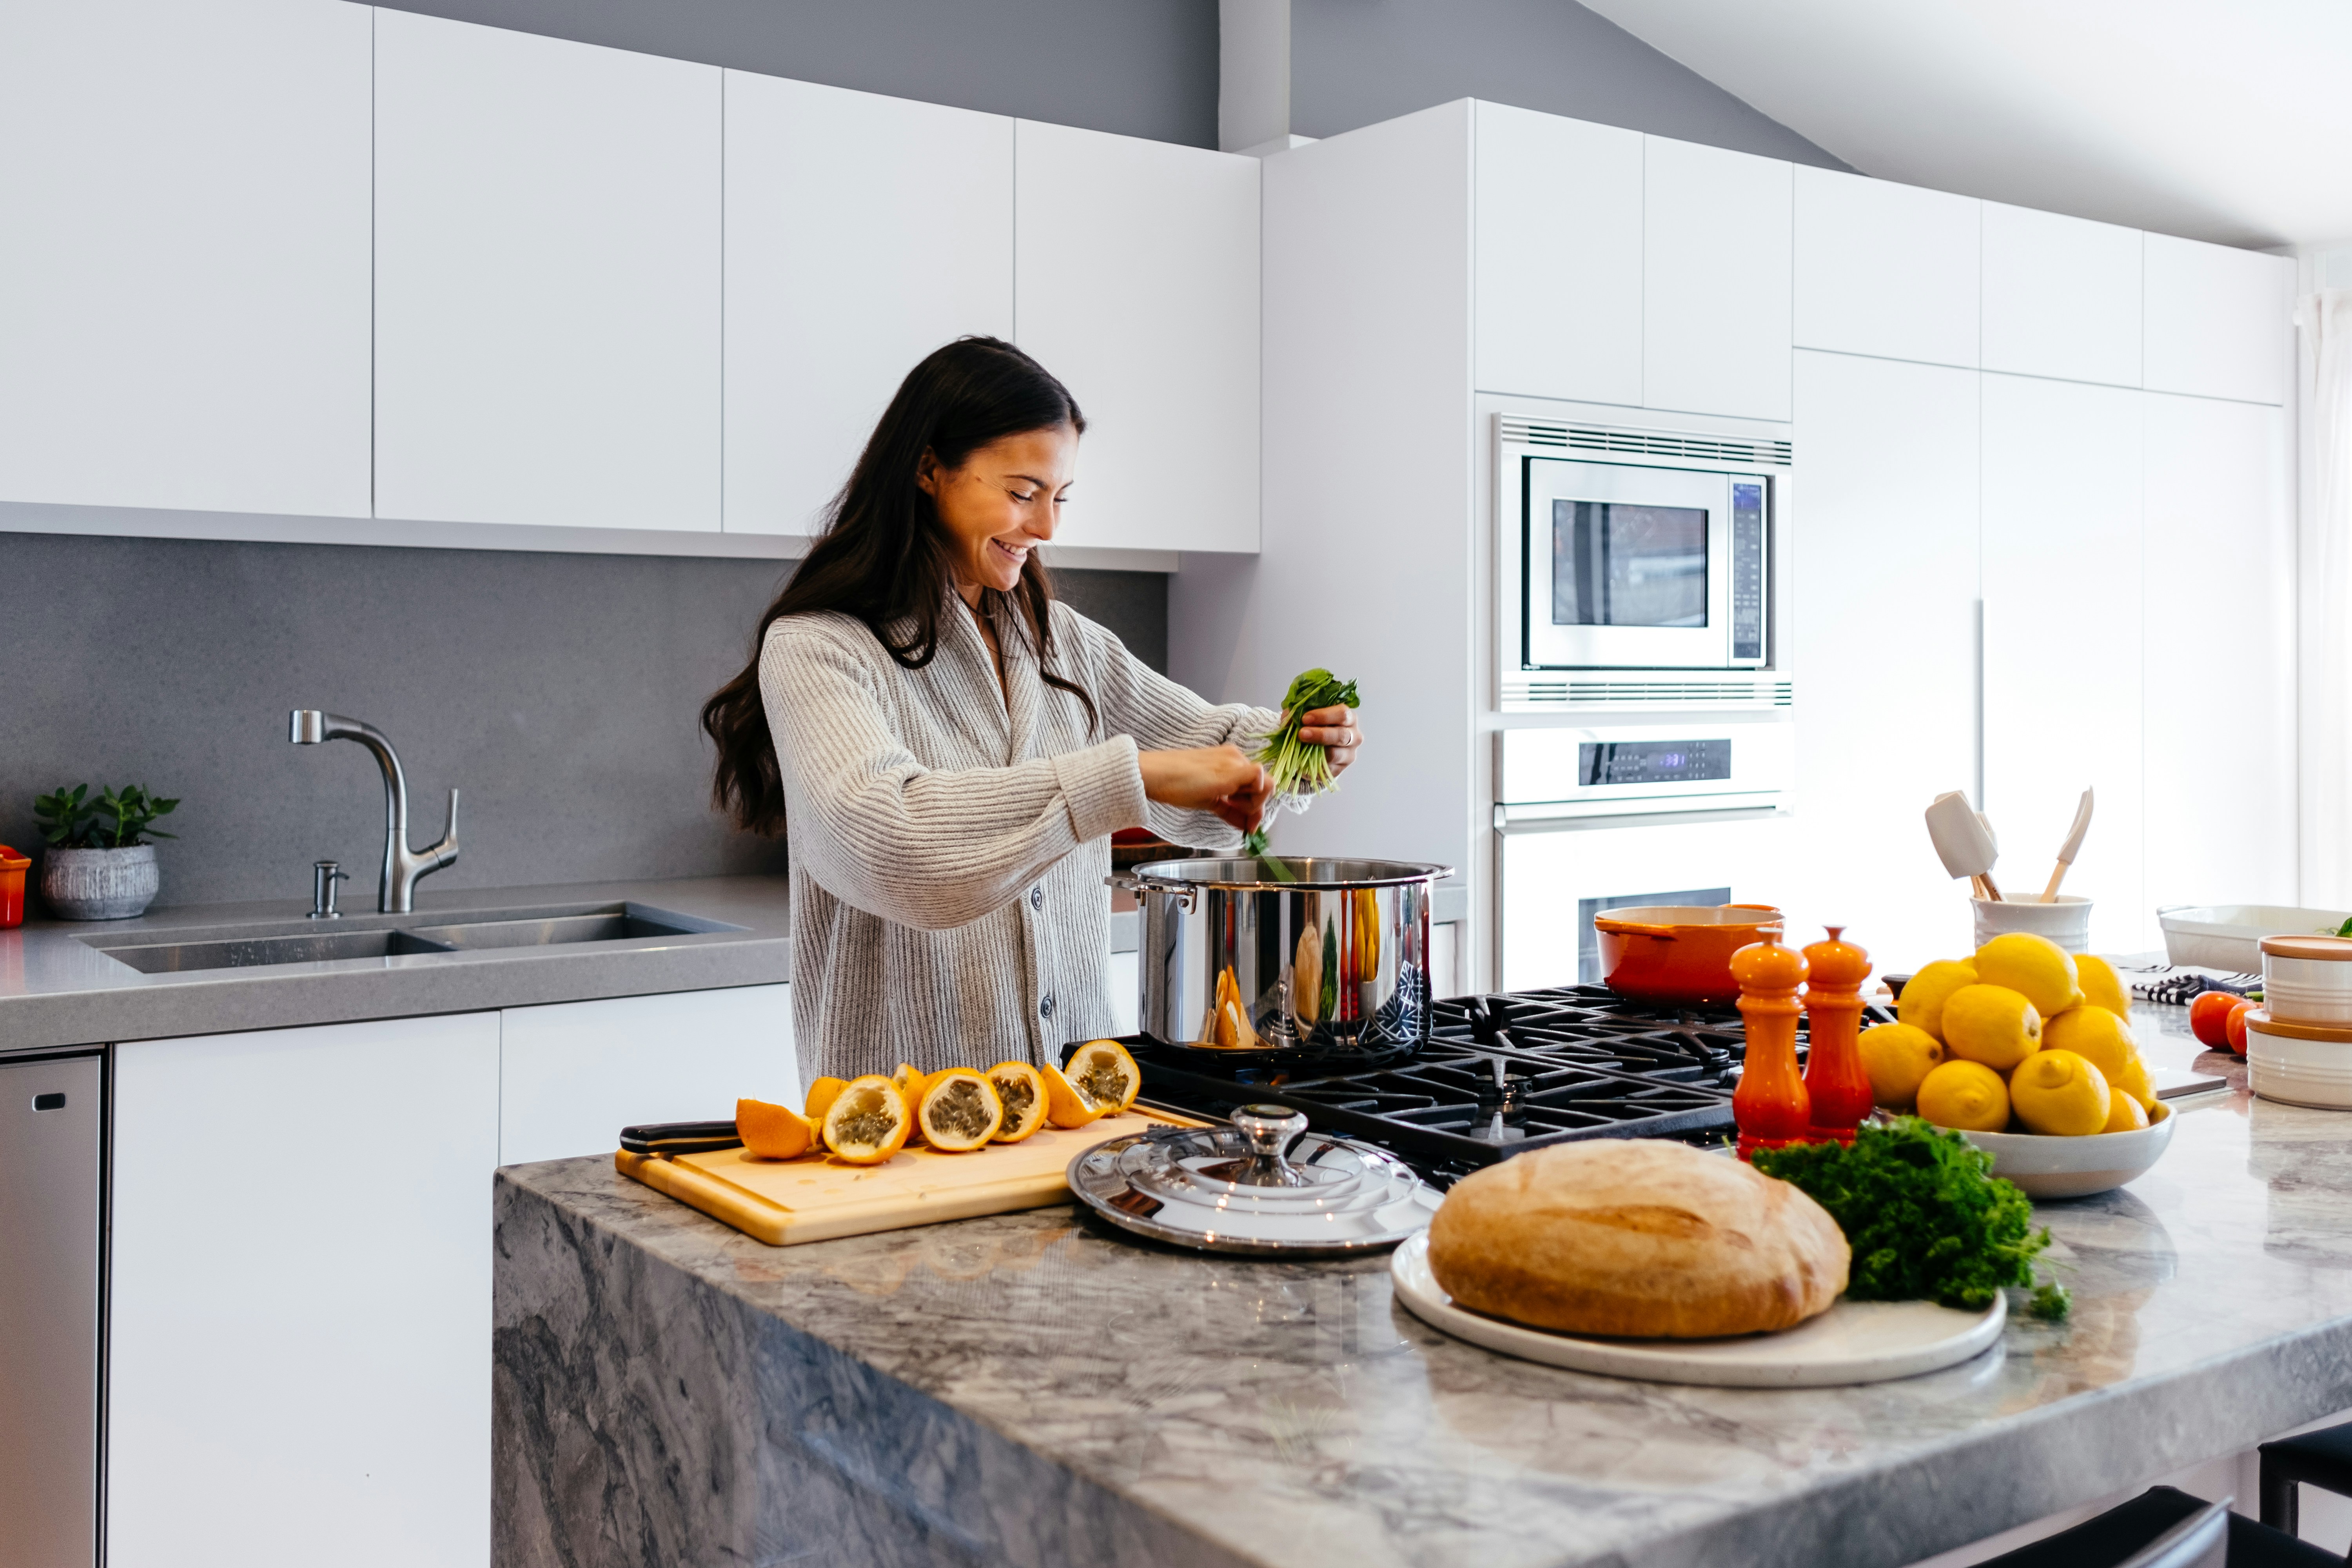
[1732,931,1811,1158]
[1801,926,1875,1143]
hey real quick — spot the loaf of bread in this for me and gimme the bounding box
[1426,1140,1849,1339]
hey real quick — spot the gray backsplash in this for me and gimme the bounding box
[0,532,1166,911]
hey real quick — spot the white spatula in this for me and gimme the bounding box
[1926,791,2002,901]
[2040,788,2094,903]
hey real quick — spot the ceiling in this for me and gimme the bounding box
[1575,0,2352,250]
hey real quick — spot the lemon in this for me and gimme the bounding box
[1975,933,2082,1017]
[2043,1005,2138,1085]
[2112,1053,2158,1110]
[1942,984,2044,1071]
[2074,954,2132,1017]
[2102,1091,2151,1133]
[1896,958,1980,1042]
[1859,1022,1945,1110]
[1916,1059,2011,1132]
[2010,1049,2112,1136]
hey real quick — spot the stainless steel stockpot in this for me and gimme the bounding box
[1116,857,1452,1054]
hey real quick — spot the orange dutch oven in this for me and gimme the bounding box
[1592,904,1786,1007]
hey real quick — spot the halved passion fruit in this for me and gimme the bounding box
[985,1061,1049,1143]
[917,1068,1004,1152]
[892,1063,932,1145]
[737,1096,817,1160]
[820,1074,912,1165]
[1040,1062,1107,1129]
[1065,1039,1142,1113]
[803,1076,849,1122]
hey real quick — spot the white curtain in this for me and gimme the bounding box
[2301,289,2352,906]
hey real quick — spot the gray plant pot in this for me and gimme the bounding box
[43,844,160,920]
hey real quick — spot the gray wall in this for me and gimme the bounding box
[1289,0,1849,167]
[372,0,1220,148]
[0,533,1165,911]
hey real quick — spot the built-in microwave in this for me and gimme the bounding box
[1503,421,1783,675]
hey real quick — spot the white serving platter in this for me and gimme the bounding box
[1390,1234,2005,1388]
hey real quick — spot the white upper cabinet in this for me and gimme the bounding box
[1981,374,2147,953]
[2144,235,2290,405]
[1793,168,1980,368]
[1982,203,2143,388]
[724,75,1013,537]
[374,12,721,532]
[1472,102,1643,407]
[1643,136,1793,421]
[0,0,371,518]
[2142,393,2294,909]
[1013,121,1260,554]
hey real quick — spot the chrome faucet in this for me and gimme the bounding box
[288,711,459,913]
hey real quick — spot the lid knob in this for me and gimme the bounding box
[1228,1104,1312,1187]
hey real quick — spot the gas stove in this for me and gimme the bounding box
[1105,984,1876,1187]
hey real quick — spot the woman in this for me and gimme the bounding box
[703,338,1362,1086]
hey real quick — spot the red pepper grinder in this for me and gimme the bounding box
[1801,926,1875,1144]
[1731,931,1810,1160]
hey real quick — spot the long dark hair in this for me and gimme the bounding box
[702,336,1094,836]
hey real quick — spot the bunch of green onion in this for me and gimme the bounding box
[1243,667,1359,862]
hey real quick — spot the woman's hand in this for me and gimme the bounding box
[1138,745,1272,833]
[1293,705,1363,779]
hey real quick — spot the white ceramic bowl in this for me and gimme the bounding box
[1971,895,2091,954]
[1958,1101,2174,1199]
[2160,905,2352,973]
[2262,939,2352,1025]
[2247,1018,2352,1109]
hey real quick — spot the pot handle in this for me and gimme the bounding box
[1106,871,1196,913]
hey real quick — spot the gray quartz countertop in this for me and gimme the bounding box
[0,874,792,1054]
[491,1007,2352,1568]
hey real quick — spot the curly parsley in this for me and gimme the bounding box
[1752,1118,2060,1313]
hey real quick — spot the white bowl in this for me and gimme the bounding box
[1958,1101,2175,1199]
[2160,905,2352,973]
[2247,1020,2352,1110]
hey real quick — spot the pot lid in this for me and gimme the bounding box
[1068,1105,1439,1254]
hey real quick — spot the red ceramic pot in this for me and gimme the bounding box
[1592,904,1787,1008]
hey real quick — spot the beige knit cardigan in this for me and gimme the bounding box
[759,598,1277,1085]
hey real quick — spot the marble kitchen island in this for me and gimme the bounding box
[492,1019,2352,1568]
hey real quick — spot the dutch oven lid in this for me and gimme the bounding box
[1067,1105,1439,1254]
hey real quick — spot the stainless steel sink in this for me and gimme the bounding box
[95,928,457,975]
[404,910,716,949]
[79,901,744,975]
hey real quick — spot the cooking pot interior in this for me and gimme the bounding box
[1135,856,1450,889]
[1596,904,1782,928]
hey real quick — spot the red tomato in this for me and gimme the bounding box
[2225,998,2257,1056]
[2189,989,2243,1047]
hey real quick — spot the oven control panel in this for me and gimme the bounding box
[1498,722,1792,825]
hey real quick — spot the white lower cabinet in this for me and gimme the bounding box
[498,984,797,1165]
[109,1013,501,1568]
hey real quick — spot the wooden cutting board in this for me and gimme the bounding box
[615,1107,1203,1247]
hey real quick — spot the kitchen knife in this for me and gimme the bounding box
[619,1119,742,1156]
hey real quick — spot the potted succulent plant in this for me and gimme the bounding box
[35,783,179,920]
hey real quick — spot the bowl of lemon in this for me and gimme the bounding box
[1861,936,2174,1199]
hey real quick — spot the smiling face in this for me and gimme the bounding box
[918,424,1078,604]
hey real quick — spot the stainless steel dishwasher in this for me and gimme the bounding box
[1,1052,103,1567]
